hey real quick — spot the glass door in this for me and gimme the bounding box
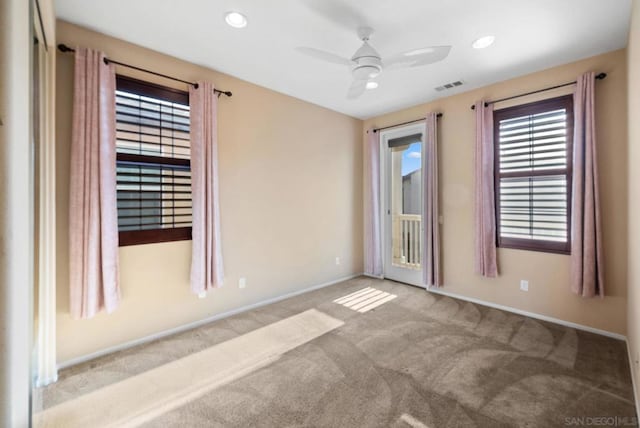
[381,124,425,287]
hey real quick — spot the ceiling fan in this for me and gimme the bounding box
[297,27,451,100]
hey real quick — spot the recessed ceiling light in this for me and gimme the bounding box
[225,11,248,28]
[472,35,495,49]
[404,47,435,57]
[366,81,379,90]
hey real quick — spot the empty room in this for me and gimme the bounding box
[2,0,640,427]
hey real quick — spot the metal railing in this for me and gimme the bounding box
[392,214,421,269]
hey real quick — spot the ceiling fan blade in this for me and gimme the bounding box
[301,0,368,31]
[384,57,416,70]
[296,47,352,66]
[385,46,452,69]
[347,79,367,100]
[409,46,451,67]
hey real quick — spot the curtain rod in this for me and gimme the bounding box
[57,44,232,98]
[470,72,606,110]
[371,114,443,133]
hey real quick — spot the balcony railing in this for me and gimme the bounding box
[392,214,422,270]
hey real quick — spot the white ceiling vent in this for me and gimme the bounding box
[435,80,464,92]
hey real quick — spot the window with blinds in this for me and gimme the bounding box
[493,95,573,254]
[115,76,192,246]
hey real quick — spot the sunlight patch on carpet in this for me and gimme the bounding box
[400,413,431,428]
[34,309,343,428]
[334,287,397,313]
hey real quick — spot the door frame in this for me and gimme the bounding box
[379,122,426,288]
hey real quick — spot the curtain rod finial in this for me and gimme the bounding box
[596,72,607,80]
[470,102,489,110]
[58,43,73,53]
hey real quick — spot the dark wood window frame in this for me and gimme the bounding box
[116,75,192,246]
[493,95,573,255]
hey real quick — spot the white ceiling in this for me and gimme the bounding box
[55,0,631,119]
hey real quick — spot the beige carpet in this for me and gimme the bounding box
[35,309,343,427]
[38,277,638,427]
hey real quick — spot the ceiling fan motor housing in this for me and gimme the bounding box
[351,41,382,80]
[352,57,382,80]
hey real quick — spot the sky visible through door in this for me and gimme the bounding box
[402,142,421,176]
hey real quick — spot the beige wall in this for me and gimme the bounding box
[627,0,640,407]
[364,49,628,335]
[55,21,363,364]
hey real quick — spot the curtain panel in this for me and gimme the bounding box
[190,82,224,293]
[571,72,605,297]
[69,47,120,319]
[423,113,441,287]
[474,101,499,277]
[364,129,383,277]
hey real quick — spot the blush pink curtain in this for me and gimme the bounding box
[364,129,383,277]
[190,82,224,294]
[69,47,120,319]
[571,72,604,297]
[423,113,441,287]
[474,101,499,277]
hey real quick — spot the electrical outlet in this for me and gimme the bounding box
[198,291,207,299]
[335,257,340,265]
[520,280,529,291]
[239,277,246,289]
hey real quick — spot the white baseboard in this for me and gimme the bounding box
[426,286,626,341]
[626,339,640,416]
[34,374,58,388]
[58,273,363,370]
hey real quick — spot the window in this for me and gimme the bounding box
[494,95,573,254]
[115,76,192,246]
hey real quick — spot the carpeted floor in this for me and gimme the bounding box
[38,277,638,427]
